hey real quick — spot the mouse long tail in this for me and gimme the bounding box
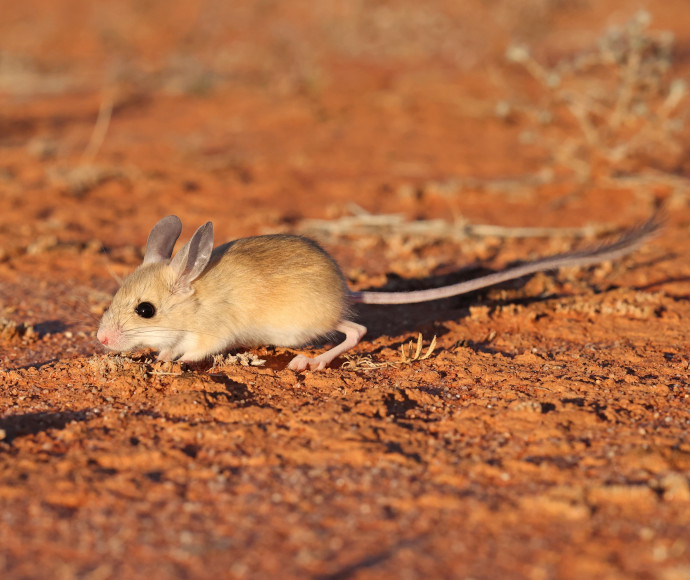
[350,215,662,305]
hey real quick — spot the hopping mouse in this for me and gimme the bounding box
[97,214,660,370]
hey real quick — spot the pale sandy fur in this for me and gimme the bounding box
[98,214,661,368]
[100,235,349,361]
[194,235,349,350]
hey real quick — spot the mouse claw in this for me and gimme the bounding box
[288,355,311,372]
[157,350,175,362]
[288,354,327,372]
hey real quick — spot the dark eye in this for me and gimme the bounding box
[135,302,156,318]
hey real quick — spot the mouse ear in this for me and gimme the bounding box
[169,221,214,294]
[143,215,183,265]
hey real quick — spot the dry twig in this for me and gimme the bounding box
[301,208,609,242]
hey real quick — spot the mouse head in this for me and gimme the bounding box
[97,215,214,354]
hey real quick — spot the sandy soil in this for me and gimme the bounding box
[1,1,689,578]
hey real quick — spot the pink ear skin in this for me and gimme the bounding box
[143,215,183,265]
[169,222,214,294]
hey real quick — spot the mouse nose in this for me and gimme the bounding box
[96,328,109,346]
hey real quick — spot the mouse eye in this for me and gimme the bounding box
[135,302,156,318]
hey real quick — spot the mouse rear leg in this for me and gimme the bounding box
[288,321,367,371]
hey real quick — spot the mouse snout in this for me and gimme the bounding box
[96,327,108,345]
[97,326,117,348]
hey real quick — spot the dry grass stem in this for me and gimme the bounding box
[400,333,438,363]
[342,334,438,370]
[47,88,134,198]
[301,210,610,242]
[340,355,390,370]
[81,89,116,164]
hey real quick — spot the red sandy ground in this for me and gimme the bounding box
[0,1,689,578]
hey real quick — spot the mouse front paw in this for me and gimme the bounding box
[157,349,177,362]
[288,354,327,372]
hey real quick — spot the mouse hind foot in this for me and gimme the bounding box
[288,321,367,371]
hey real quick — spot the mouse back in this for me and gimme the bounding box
[195,234,350,345]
